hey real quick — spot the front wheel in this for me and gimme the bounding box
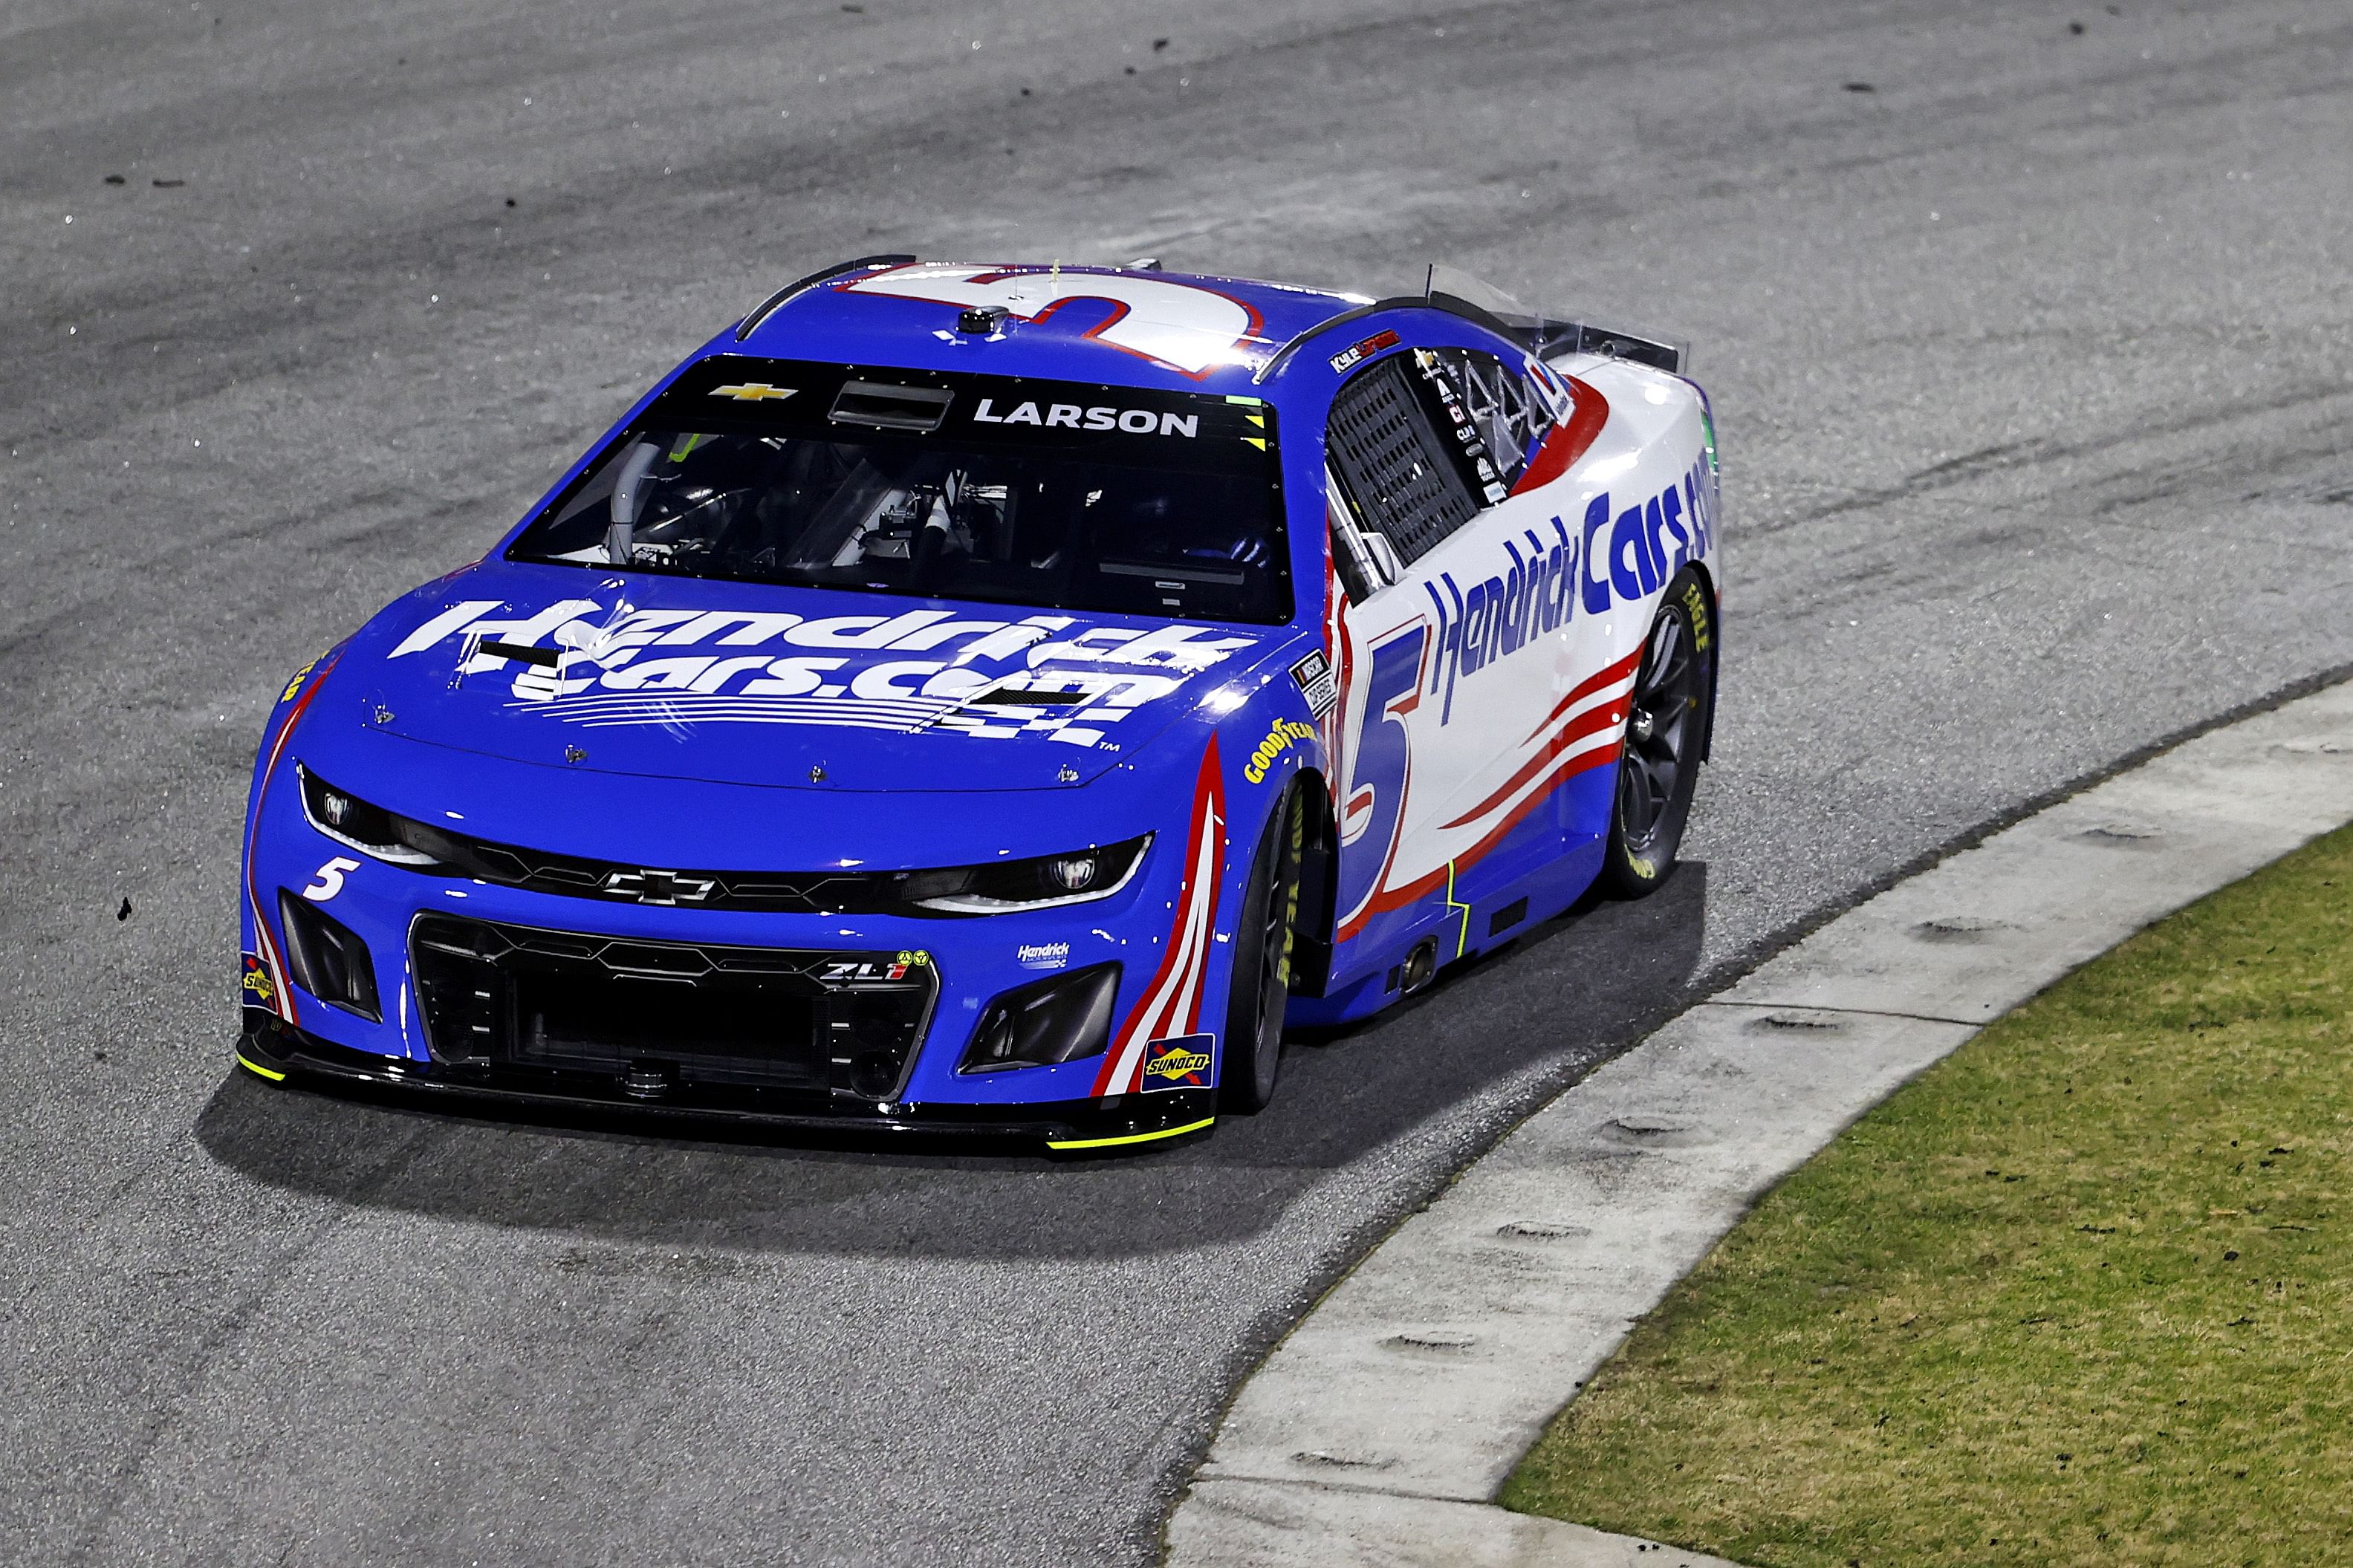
[1599,570,1714,898]
[1219,783,1306,1113]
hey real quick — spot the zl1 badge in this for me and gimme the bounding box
[1140,1034,1215,1091]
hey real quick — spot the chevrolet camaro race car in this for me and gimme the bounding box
[236,256,1721,1150]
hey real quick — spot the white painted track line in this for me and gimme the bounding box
[1169,678,2353,1566]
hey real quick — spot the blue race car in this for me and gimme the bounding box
[237,258,1720,1150]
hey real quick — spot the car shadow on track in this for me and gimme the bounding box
[194,864,1710,1260]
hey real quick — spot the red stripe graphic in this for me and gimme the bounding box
[1443,698,1627,830]
[1091,738,1227,1096]
[243,660,337,1024]
[1527,645,1643,744]
[1341,740,1621,937]
[1508,376,1609,497]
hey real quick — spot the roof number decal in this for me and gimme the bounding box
[837,263,1263,378]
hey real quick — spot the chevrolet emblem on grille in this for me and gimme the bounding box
[601,869,717,905]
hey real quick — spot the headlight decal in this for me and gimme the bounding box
[903,835,1152,914]
[1091,735,1227,1098]
[293,768,1155,919]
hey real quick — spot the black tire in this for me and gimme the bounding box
[1600,569,1715,898]
[1220,783,1307,1113]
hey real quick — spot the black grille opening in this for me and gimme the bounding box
[278,890,382,1021]
[1325,354,1479,565]
[411,915,935,1099]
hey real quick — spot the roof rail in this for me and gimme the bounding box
[1251,293,1507,385]
[733,253,918,342]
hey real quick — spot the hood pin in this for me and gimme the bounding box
[809,764,828,783]
[565,746,588,765]
[1057,764,1080,784]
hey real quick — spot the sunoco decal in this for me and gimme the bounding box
[1140,1034,1214,1090]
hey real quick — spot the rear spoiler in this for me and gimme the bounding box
[1505,316,1686,376]
[1424,267,1687,374]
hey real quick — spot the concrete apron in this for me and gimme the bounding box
[1168,678,2353,1567]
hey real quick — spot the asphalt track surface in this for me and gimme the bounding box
[3,1,2349,1562]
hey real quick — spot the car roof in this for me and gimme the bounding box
[730,260,1367,395]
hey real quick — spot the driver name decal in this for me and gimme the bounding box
[970,398,1198,437]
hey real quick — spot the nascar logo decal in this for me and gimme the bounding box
[1093,737,1227,1096]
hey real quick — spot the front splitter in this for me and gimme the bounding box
[235,1018,1217,1151]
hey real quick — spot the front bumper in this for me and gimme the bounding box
[241,715,1239,1141]
[235,1011,1216,1150]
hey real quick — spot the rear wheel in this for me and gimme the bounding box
[1220,784,1306,1113]
[1600,570,1713,898]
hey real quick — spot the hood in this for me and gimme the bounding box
[337,561,1285,792]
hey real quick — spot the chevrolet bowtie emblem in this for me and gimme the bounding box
[600,868,717,905]
[710,382,797,402]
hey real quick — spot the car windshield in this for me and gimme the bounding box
[509,357,1289,625]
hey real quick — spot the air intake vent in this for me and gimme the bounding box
[828,380,954,432]
[278,890,383,1021]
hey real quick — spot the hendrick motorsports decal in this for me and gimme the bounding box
[1017,941,1071,971]
[392,602,1258,749]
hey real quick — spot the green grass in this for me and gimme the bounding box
[1502,823,2353,1567]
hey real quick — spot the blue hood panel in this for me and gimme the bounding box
[341,562,1277,793]
[291,719,1166,872]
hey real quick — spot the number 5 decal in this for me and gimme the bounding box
[839,264,1263,379]
[1334,622,1427,935]
[302,857,362,902]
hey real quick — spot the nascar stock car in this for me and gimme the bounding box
[236,256,1720,1150]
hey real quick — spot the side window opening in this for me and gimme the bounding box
[1427,347,1551,492]
[1324,354,1481,570]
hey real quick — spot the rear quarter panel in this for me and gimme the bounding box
[1308,348,1719,1018]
